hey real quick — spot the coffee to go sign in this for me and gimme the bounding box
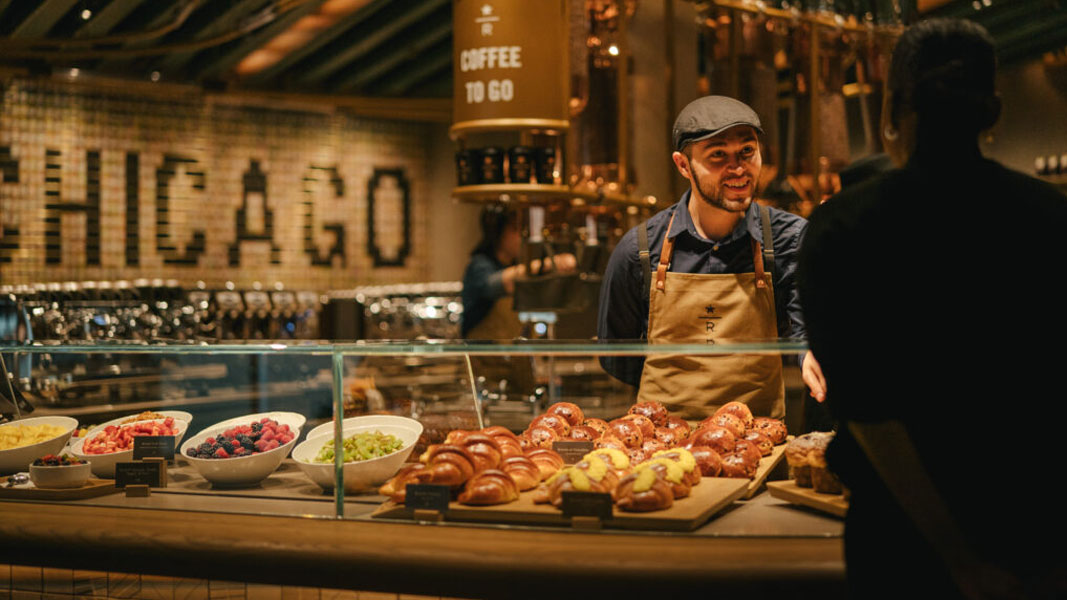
[452,0,569,133]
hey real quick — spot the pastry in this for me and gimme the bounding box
[720,451,758,479]
[532,466,612,507]
[457,432,503,472]
[525,447,564,481]
[649,448,701,487]
[641,438,668,456]
[701,413,745,438]
[419,444,479,488]
[636,457,691,499]
[484,427,524,459]
[614,467,675,512]
[714,401,754,429]
[523,425,560,449]
[607,418,644,448]
[664,416,692,439]
[807,432,841,494]
[378,463,426,502]
[583,448,631,478]
[593,434,627,452]
[546,401,585,427]
[567,425,600,442]
[582,418,610,437]
[785,431,834,488]
[732,438,763,466]
[457,469,520,505]
[500,455,541,491]
[687,445,723,477]
[751,417,788,445]
[742,430,773,456]
[627,401,669,427]
[626,446,648,466]
[619,414,656,439]
[529,413,572,437]
[653,426,684,448]
[686,425,735,455]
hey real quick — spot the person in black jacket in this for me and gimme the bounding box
[799,18,1067,599]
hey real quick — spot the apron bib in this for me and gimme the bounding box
[464,295,535,395]
[637,209,785,419]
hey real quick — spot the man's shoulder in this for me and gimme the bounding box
[763,203,807,237]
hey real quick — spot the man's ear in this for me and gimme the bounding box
[671,151,691,180]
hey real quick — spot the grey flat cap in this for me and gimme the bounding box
[672,95,763,151]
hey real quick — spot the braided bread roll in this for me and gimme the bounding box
[457,469,520,505]
[636,458,691,499]
[649,448,702,487]
[501,455,541,491]
[614,468,675,512]
[531,466,611,507]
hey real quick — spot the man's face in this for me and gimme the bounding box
[674,126,762,213]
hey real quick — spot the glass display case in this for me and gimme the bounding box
[1,338,818,526]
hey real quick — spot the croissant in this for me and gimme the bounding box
[614,468,675,512]
[458,432,503,472]
[525,447,564,481]
[531,466,611,507]
[420,444,479,488]
[501,455,541,491]
[457,469,520,505]
[378,463,427,503]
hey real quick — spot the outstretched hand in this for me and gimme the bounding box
[802,350,827,403]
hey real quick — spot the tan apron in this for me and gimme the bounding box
[637,210,786,419]
[464,295,535,395]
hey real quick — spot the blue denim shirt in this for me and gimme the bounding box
[597,190,808,386]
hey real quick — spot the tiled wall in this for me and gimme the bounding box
[0,564,474,600]
[0,78,433,290]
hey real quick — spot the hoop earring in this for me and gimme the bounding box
[883,125,899,141]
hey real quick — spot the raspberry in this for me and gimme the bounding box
[213,447,230,459]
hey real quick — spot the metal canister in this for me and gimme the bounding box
[455,149,480,186]
[507,146,534,184]
[479,146,505,184]
[534,146,557,184]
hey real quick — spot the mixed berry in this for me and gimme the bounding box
[32,453,86,466]
[185,418,295,459]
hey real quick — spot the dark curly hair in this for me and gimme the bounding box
[888,18,1000,135]
[470,204,518,258]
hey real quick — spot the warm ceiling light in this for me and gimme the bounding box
[80,9,92,20]
[235,0,372,76]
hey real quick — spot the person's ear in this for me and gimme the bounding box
[671,151,692,180]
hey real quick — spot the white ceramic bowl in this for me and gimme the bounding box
[29,461,91,489]
[179,411,306,487]
[70,417,191,478]
[293,416,423,493]
[0,416,79,475]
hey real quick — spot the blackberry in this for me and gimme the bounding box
[198,442,213,454]
[220,440,235,453]
[186,448,198,458]
[241,438,255,451]
[251,422,263,433]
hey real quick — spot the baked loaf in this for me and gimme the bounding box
[785,431,835,489]
[457,469,520,505]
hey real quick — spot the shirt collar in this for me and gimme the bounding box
[670,189,762,244]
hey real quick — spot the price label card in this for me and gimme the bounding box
[560,491,614,520]
[552,441,594,465]
[133,436,176,460]
[405,484,451,513]
[115,462,163,488]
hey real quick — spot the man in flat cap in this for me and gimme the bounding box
[597,95,821,420]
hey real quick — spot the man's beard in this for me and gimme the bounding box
[688,160,753,213]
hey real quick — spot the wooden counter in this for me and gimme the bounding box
[0,486,845,599]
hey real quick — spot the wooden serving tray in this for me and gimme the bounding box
[372,475,750,532]
[765,480,848,518]
[0,476,118,501]
[743,444,787,499]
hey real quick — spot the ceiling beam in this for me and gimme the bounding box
[297,0,450,85]
[191,0,324,81]
[241,0,391,84]
[73,0,146,38]
[377,48,452,97]
[332,20,451,92]
[11,0,78,38]
[154,0,269,72]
